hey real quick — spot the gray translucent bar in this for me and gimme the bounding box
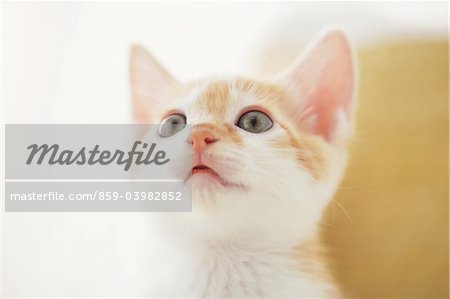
[5,182,192,212]
[6,124,192,180]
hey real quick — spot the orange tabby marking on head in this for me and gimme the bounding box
[235,78,285,105]
[270,129,328,181]
[235,78,280,95]
[195,82,230,119]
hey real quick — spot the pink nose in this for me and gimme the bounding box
[191,128,218,153]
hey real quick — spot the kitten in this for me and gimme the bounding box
[129,30,355,298]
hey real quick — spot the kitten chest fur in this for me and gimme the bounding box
[156,240,338,298]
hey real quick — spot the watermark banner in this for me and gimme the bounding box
[5,124,192,212]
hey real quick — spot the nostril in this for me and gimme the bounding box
[204,136,217,144]
[191,128,219,148]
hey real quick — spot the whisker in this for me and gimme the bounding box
[330,198,353,224]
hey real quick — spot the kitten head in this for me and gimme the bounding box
[130,30,355,245]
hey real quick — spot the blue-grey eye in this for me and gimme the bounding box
[237,110,273,133]
[159,114,186,138]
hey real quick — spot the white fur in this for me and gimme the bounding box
[147,234,338,297]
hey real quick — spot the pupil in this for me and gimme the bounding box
[250,116,257,127]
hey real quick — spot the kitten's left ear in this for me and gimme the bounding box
[281,30,356,144]
[129,45,178,123]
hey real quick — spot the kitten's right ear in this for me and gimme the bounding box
[129,45,178,123]
[280,30,355,145]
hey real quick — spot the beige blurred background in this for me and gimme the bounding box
[323,41,448,298]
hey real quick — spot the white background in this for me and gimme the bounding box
[3,2,447,123]
[1,1,447,297]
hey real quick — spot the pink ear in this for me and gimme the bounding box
[129,45,177,123]
[283,30,355,143]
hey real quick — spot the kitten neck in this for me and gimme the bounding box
[158,234,336,297]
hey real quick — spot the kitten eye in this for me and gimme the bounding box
[159,114,187,138]
[237,110,273,133]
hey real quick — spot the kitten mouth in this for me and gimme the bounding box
[190,164,246,190]
[192,164,217,175]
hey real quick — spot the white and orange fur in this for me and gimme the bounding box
[129,30,355,298]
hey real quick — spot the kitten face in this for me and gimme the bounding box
[130,31,355,245]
